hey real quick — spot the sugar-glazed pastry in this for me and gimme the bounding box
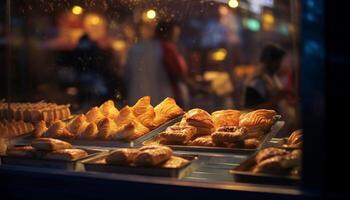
[188,135,213,147]
[160,124,197,144]
[99,100,119,119]
[114,106,136,126]
[67,114,88,136]
[134,145,173,166]
[255,147,288,164]
[43,120,74,138]
[86,107,105,123]
[153,97,184,126]
[97,118,119,140]
[34,120,48,138]
[182,108,214,136]
[211,110,240,128]
[79,122,98,140]
[239,109,277,132]
[211,126,248,144]
[105,148,140,165]
[132,96,156,129]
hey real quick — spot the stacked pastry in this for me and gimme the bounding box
[34,97,184,141]
[6,138,88,161]
[0,102,71,122]
[252,147,302,176]
[104,145,189,168]
[282,129,302,148]
[157,108,278,149]
[0,119,34,138]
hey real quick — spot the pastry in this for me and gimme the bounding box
[132,96,156,129]
[105,148,140,165]
[31,138,72,151]
[97,118,119,140]
[114,106,136,126]
[255,147,288,163]
[211,110,240,128]
[153,97,184,126]
[67,114,88,136]
[79,122,98,139]
[188,135,213,147]
[6,146,35,157]
[243,138,260,149]
[33,120,48,138]
[86,107,105,123]
[43,120,74,138]
[159,124,197,144]
[161,156,189,168]
[287,129,302,147]
[111,120,149,141]
[182,108,214,135]
[134,145,173,166]
[211,126,248,144]
[45,149,88,161]
[0,119,34,138]
[99,100,119,119]
[239,109,277,133]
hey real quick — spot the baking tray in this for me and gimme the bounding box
[229,151,301,185]
[0,148,106,171]
[83,153,200,179]
[275,137,302,150]
[12,115,183,149]
[142,121,284,154]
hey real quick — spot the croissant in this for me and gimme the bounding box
[114,106,136,126]
[239,109,277,133]
[97,118,119,140]
[34,120,48,138]
[211,110,240,128]
[67,114,88,135]
[99,100,119,119]
[132,96,156,129]
[153,97,184,126]
[79,122,98,140]
[86,107,105,123]
[43,120,74,139]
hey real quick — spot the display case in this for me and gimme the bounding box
[0,0,334,199]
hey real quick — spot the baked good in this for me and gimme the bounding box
[239,109,277,133]
[0,119,34,138]
[79,122,98,139]
[105,148,140,165]
[86,107,105,123]
[134,145,173,166]
[114,106,136,126]
[182,108,214,136]
[97,118,119,140]
[255,147,288,163]
[287,129,303,147]
[31,138,72,151]
[45,149,88,161]
[132,96,156,129]
[211,126,248,144]
[6,146,35,157]
[114,120,149,141]
[67,114,88,136]
[99,100,119,119]
[33,120,48,138]
[243,138,260,149]
[159,124,197,144]
[43,120,74,138]
[211,110,240,128]
[188,135,213,147]
[153,97,184,126]
[161,156,189,168]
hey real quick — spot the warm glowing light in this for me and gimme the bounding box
[263,13,275,24]
[146,9,156,19]
[228,0,239,8]
[112,40,126,51]
[72,6,83,15]
[219,5,229,16]
[211,48,228,61]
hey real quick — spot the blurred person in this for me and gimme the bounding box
[243,44,287,110]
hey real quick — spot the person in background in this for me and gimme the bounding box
[124,22,173,105]
[243,44,287,110]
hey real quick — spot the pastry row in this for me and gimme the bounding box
[34,97,184,141]
[156,108,278,149]
[6,138,88,161]
[0,119,34,138]
[0,102,71,122]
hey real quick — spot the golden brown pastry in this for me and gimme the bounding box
[239,109,277,133]
[0,119,34,138]
[134,145,173,166]
[86,107,105,123]
[253,152,301,174]
[45,149,88,161]
[159,124,197,144]
[211,126,248,144]
[97,118,119,140]
[6,146,35,157]
[67,114,88,136]
[188,135,213,147]
[99,100,119,119]
[132,96,156,129]
[114,106,136,126]
[110,120,149,141]
[182,108,214,136]
[243,138,260,149]
[79,122,98,140]
[255,147,288,163]
[31,138,72,151]
[161,156,189,168]
[105,148,140,165]
[153,97,184,126]
[287,129,303,147]
[33,120,48,138]
[211,110,240,128]
[43,120,74,139]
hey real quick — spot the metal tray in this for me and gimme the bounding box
[229,151,301,185]
[12,115,183,149]
[275,138,302,150]
[142,121,284,154]
[83,153,200,179]
[0,148,106,171]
